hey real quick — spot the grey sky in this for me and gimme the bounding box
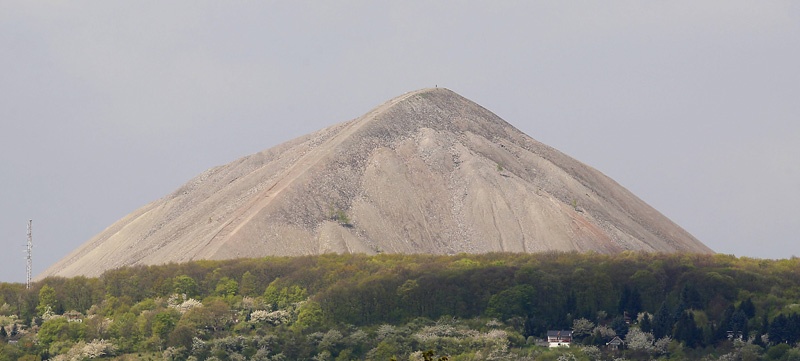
[1,2,798,282]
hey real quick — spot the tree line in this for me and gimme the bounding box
[1,252,799,360]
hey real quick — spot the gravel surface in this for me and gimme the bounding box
[39,88,712,279]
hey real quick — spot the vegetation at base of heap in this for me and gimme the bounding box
[1,252,799,360]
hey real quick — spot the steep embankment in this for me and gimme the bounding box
[39,88,712,279]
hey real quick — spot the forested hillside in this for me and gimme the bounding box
[2,252,800,360]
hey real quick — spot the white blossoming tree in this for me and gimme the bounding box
[625,327,654,352]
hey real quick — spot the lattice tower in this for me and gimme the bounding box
[26,220,32,289]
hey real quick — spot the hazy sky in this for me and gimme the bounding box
[2,2,798,283]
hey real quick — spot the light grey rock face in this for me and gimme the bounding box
[39,88,712,279]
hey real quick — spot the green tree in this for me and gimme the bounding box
[179,300,230,333]
[17,355,41,361]
[37,317,86,349]
[486,285,536,321]
[168,324,195,349]
[264,280,307,309]
[215,277,239,297]
[369,339,401,361]
[97,295,126,317]
[109,311,139,352]
[239,271,257,297]
[173,275,198,297]
[61,276,100,313]
[767,343,791,360]
[293,301,324,331]
[152,310,180,339]
[0,344,23,361]
[36,284,59,316]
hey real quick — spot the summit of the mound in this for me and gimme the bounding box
[39,88,713,279]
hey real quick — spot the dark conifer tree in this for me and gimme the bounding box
[565,290,577,316]
[610,316,629,337]
[653,302,673,339]
[738,297,756,319]
[759,313,770,342]
[674,311,701,348]
[618,286,631,315]
[703,324,716,347]
[730,310,748,337]
[680,283,704,310]
[741,320,749,342]
[629,288,643,316]
[780,315,796,345]
[753,330,764,346]
[769,314,789,344]
[788,314,800,344]
[640,313,652,333]
[618,286,643,317]
[673,301,687,321]
[715,304,736,342]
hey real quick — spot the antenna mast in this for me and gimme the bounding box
[26,219,32,289]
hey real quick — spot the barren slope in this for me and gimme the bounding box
[39,88,712,279]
